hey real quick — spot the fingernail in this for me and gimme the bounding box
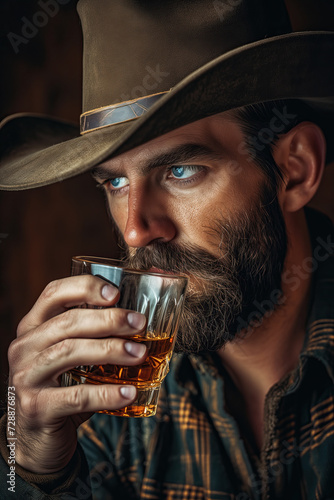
[101,285,118,301]
[120,385,136,399]
[127,312,146,330]
[124,341,146,357]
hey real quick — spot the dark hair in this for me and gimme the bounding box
[233,99,327,189]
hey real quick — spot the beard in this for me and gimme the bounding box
[117,181,287,354]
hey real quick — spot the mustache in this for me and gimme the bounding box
[126,242,219,272]
[124,240,236,292]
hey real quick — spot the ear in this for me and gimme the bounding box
[273,122,326,213]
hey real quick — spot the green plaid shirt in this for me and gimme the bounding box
[1,209,334,499]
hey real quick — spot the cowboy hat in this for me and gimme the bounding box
[1,0,334,191]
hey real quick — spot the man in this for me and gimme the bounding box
[0,0,334,498]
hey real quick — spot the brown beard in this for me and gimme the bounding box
[119,182,287,354]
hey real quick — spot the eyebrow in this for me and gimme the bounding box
[91,143,224,180]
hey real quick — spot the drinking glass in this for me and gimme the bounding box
[61,256,188,417]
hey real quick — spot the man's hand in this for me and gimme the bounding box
[7,275,147,474]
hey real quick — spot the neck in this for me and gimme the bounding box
[218,210,312,447]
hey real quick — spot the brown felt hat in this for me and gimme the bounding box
[1,0,334,191]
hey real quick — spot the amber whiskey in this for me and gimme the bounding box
[64,335,174,416]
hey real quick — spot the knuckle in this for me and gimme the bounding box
[7,337,21,365]
[102,337,117,357]
[98,385,113,405]
[53,309,75,333]
[41,279,61,301]
[18,390,40,420]
[104,308,122,331]
[40,338,75,366]
[11,368,27,390]
[78,274,100,297]
[16,316,29,337]
[68,386,88,411]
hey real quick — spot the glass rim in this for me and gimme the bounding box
[72,256,189,282]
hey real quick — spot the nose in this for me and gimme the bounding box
[123,187,177,247]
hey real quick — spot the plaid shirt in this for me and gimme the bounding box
[0,209,334,499]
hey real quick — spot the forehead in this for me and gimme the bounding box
[91,110,243,177]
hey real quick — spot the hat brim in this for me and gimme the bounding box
[1,31,334,190]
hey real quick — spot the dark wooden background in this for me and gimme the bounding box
[0,0,333,406]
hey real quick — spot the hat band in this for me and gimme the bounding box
[80,91,169,134]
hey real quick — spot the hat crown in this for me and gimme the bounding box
[77,0,291,113]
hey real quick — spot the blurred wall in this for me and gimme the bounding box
[0,0,333,406]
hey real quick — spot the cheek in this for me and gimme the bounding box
[171,174,262,253]
[175,176,238,229]
[107,198,128,233]
[164,189,227,248]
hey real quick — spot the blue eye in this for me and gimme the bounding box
[170,165,201,179]
[172,166,186,178]
[109,177,129,189]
